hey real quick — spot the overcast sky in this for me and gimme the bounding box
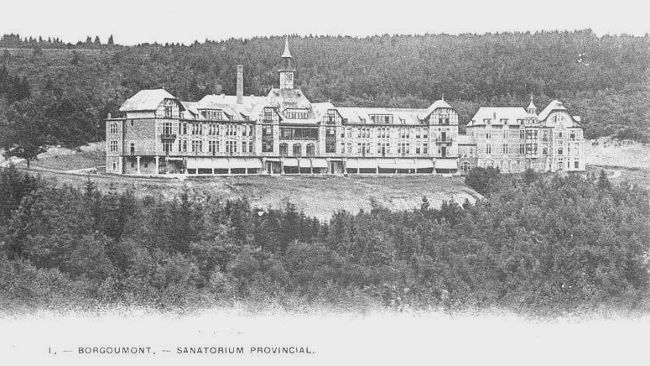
[1,0,648,45]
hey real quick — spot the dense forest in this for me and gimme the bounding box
[0,165,648,315]
[0,30,648,158]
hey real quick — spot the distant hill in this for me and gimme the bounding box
[0,30,648,147]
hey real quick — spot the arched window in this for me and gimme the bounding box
[279,143,288,156]
[306,143,315,156]
[293,143,302,157]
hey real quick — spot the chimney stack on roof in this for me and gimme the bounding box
[236,65,243,104]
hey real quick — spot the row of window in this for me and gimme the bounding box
[340,127,434,139]
[280,127,319,140]
[178,122,254,137]
[477,159,580,170]
[338,142,431,156]
[482,143,578,156]
[480,129,579,141]
[482,118,526,125]
[279,143,316,156]
[177,139,255,154]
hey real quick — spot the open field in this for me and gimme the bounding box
[584,138,650,189]
[585,137,650,170]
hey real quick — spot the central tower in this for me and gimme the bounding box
[279,36,295,90]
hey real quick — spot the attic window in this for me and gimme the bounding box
[285,108,308,119]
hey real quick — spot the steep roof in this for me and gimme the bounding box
[419,99,453,119]
[119,89,179,112]
[537,100,567,121]
[196,94,268,121]
[468,107,528,126]
[311,102,337,120]
[527,100,536,110]
[336,107,426,125]
[281,36,292,58]
[198,94,267,109]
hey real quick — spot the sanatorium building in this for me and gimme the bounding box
[106,38,585,176]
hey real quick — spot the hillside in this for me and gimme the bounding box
[0,30,648,152]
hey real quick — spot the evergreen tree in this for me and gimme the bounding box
[0,98,48,168]
[597,169,611,190]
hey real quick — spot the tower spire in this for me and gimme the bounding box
[279,36,295,89]
[281,35,292,59]
[527,93,537,114]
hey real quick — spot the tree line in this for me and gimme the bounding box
[0,33,115,49]
[0,165,648,315]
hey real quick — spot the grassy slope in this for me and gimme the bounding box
[14,143,477,220]
[16,137,650,218]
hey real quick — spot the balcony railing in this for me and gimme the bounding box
[160,134,177,141]
[435,138,454,144]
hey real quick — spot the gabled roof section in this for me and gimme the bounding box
[119,89,180,112]
[537,100,581,127]
[266,88,317,123]
[180,101,204,119]
[468,107,528,127]
[537,100,567,121]
[419,99,453,119]
[311,102,337,120]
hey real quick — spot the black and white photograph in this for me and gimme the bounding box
[0,0,648,364]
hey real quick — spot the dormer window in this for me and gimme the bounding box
[284,108,308,119]
[500,118,508,124]
[369,114,393,124]
[483,118,491,125]
[200,110,224,120]
[326,110,337,124]
[263,108,274,122]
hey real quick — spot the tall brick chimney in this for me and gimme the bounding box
[236,65,243,104]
